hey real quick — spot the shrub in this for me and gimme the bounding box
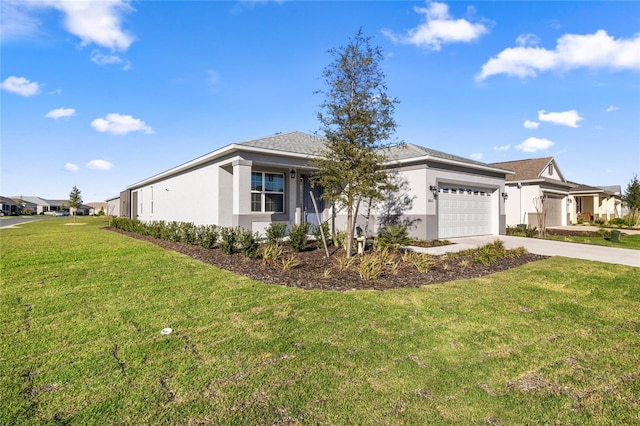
[165,221,181,242]
[261,243,284,266]
[22,208,34,215]
[376,224,412,249]
[609,217,628,227]
[265,222,288,245]
[402,251,434,273]
[281,255,301,271]
[332,230,347,249]
[178,222,197,244]
[596,229,611,238]
[473,240,507,265]
[335,255,356,271]
[288,222,310,252]
[313,221,331,249]
[238,229,260,259]
[358,253,384,280]
[219,227,239,255]
[197,225,219,249]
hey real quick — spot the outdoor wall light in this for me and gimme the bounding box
[290,169,296,179]
[501,192,508,199]
[429,185,438,197]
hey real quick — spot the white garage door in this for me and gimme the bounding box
[438,186,495,238]
[544,194,563,226]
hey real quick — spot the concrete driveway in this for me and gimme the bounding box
[424,234,640,267]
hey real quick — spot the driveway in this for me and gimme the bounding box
[422,235,640,267]
[0,216,47,229]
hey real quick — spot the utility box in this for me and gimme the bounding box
[610,230,621,243]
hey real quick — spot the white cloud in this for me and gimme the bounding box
[0,1,41,41]
[477,30,640,80]
[469,152,483,161]
[49,0,135,51]
[493,144,510,151]
[523,120,539,129]
[86,159,114,170]
[64,162,79,172]
[538,109,583,128]
[0,76,40,96]
[90,51,131,70]
[595,125,604,130]
[91,113,154,135]
[45,107,76,119]
[516,137,554,153]
[383,1,488,51]
[606,105,619,112]
[516,33,539,47]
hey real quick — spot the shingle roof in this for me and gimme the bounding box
[237,131,326,155]
[489,157,554,182]
[384,143,498,168]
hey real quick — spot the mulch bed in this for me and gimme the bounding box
[107,228,548,291]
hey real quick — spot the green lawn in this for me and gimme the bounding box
[546,233,640,250]
[2,218,639,425]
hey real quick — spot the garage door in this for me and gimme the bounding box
[438,186,495,238]
[544,194,563,226]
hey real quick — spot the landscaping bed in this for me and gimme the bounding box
[108,228,547,291]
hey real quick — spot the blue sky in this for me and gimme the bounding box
[1,0,639,202]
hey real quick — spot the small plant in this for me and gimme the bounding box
[281,255,301,271]
[376,224,412,249]
[473,240,507,265]
[197,225,219,249]
[458,259,469,268]
[178,222,197,244]
[402,251,434,273]
[265,222,288,245]
[238,229,260,259]
[219,227,239,255]
[335,254,356,271]
[261,243,284,266]
[313,221,331,249]
[358,253,384,280]
[332,230,347,249]
[288,222,311,252]
[321,268,333,279]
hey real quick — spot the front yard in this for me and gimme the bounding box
[2,217,639,424]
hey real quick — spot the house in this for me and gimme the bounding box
[0,196,20,215]
[11,196,64,215]
[489,157,574,228]
[87,202,107,216]
[106,196,121,217]
[122,131,512,240]
[569,183,623,223]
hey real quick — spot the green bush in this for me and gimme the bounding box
[219,227,239,255]
[609,218,628,227]
[313,221,331,249]
[178,222,197,244]
[332,230,347,249]
[376,224,412,249]
[238,229,260,259]
[265,222,288,245]
[288,222,310,252]
[196,225,219,249]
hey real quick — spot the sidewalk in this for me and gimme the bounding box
[414,234,640,267]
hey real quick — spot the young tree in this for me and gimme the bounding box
[312,29,399,256]
[623,174,640,226]
[69,185,83,223]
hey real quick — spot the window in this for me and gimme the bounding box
[251,172,284,213]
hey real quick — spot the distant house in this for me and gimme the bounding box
[569,183,623,222]
[106,196,120,217]
[87,202,107,215]
[489,157,574,227]
[0,196,20,215]
[121,131,512,240]
[11,196,64,215]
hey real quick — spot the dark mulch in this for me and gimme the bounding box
[107,228,548,291]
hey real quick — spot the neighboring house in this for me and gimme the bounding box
[569,183,623,223]
[489,157,574,228]
[106,196,120,217]
[0,196,20,215]
[87,202,107,215]
[11,196,63,214]
[122,131,511,240]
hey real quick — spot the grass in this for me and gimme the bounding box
[546,233,640,250]
[2,217,640,425]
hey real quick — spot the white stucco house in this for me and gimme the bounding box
[569,183,623,223]
[490,157,574,227]
[122,131,512,240]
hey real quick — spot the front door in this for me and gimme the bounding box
[302,176,323,227]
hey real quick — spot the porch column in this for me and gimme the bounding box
[232,159,252,230]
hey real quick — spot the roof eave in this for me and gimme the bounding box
[389,155,514,174]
